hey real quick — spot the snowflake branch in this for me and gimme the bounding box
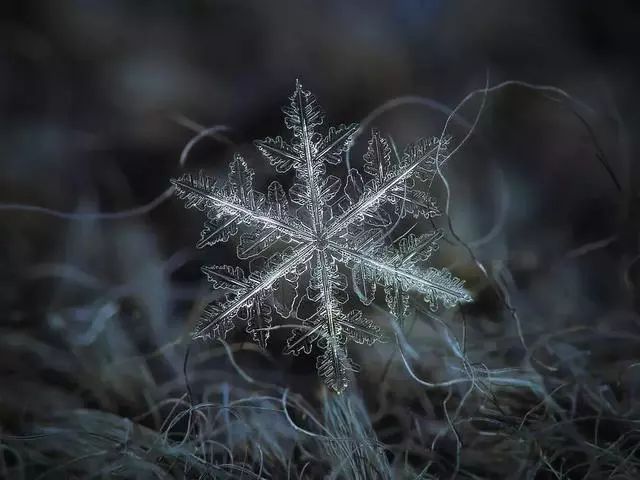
[295,90,325,236]
[285,309,384,355]
[171,174,313,242]
[310,251,353,393]
[326,143,442,237]
[331,243,472,306]
[315,124,359,164]
[194,243,315,339]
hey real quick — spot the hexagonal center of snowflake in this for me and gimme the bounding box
[315,233,330,251]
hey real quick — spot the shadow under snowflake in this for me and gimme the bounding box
[171,81,472,392]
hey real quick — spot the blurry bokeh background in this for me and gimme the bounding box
[2,1,640,478]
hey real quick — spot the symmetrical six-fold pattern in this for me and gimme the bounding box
[171,81,472,392]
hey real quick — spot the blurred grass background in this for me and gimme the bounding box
[2,1,640,478]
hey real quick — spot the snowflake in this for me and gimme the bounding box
[171,81,472,392]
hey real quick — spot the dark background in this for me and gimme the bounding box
[2,1,640,478]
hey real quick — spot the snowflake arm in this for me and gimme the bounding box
[285,81,354,235]
[336,246,472,308]
[287,251,385,392]
[311,251,352,392]
[194,244,314,344]
[171,157,313,249]
[327,134,449,237]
